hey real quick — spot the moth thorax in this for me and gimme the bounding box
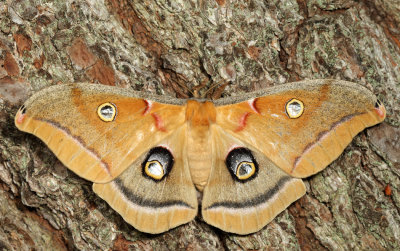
[185,100,216,126]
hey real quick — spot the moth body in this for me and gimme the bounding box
[185,100,216,190]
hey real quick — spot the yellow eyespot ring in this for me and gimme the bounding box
[285,98,304,119]
[97,103,117,122]
[236,161,256,180]
[144,160,165,180]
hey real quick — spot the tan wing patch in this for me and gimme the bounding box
[93,125,198,234]
[202,126,306,234]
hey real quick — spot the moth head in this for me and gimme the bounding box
[97,102,117,122]
[285,98,304,119]
[226,147,258,181]
[142,147,174,181]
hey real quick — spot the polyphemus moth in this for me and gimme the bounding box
[14,79,386,235]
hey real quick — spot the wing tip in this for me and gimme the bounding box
[290,107,386,178]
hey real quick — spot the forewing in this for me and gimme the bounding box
[15,83,186,183]
[215,80,386,177]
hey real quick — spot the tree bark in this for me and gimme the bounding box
[0,0,399,250]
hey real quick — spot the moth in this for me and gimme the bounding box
[14,79,386,234]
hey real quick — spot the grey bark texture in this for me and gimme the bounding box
[0,0,399,250]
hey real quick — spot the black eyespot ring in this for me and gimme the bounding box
[226,147,258,182]
[142,147,174,182]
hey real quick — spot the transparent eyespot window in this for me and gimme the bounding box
[285,99,304,119]
[236,161,256,180]
[145,160,164,180]
[97,103,117,122]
